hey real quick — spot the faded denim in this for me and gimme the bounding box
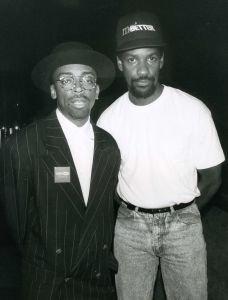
[114,202,207,300]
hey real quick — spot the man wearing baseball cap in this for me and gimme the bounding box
[97,11,225,299]
[1,42,120,299]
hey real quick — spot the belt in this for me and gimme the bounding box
[120,199,195,214]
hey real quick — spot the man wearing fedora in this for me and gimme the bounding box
[97,11,225,300]
[1,42,120,299]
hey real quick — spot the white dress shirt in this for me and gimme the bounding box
[56,109,94,205]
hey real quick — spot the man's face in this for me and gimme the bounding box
[117,48,164,102]
[50,64,99,126]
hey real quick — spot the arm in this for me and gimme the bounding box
[196,163,222,211]
[0,140,20,246]
[0,137,29,249]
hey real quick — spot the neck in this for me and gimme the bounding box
[129,83,164,106]
[70,118,89,127]
[58,109,89,127]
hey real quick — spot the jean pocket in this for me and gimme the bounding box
[177,204,201,225]
[117,204,134,219]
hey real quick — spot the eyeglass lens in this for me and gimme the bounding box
[56,74,96,90]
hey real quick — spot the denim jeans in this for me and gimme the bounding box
[114,202,207,300]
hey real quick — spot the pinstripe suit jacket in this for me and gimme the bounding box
[1,111,120,300]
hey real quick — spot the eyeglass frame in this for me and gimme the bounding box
[54,72,97,91]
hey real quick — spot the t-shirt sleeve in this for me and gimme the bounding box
[193,107,225,169]
[97,110,114,135]
[97,112,107,129]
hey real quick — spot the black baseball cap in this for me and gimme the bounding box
[116,11,166,52]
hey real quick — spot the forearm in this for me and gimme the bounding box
[196,176,222,210]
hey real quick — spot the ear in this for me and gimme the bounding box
[50,85,57,99]
[95,84,100,100]
[117,56,123,72]
[160,53,164,70]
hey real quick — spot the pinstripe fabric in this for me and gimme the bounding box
[0,111,120,300]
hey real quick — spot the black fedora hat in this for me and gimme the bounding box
[32,42,115,92]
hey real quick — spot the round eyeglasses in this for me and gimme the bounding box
[55,73,97,91]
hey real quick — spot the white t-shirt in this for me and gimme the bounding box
[57,109,94,205]
[97,85,225,208]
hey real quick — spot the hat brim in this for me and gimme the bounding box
[116,38,166,52]
[32,49,115,92]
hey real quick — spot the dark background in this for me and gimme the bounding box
[0,0,227,299]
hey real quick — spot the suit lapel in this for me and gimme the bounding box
[87,124,109,210]
[40,112,86,218]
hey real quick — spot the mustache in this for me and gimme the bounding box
[132,76,154,82]
[69,94,89,101]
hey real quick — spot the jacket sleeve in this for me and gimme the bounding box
[0,135,30,250]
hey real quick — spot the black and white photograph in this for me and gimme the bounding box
[0,0,227,299]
